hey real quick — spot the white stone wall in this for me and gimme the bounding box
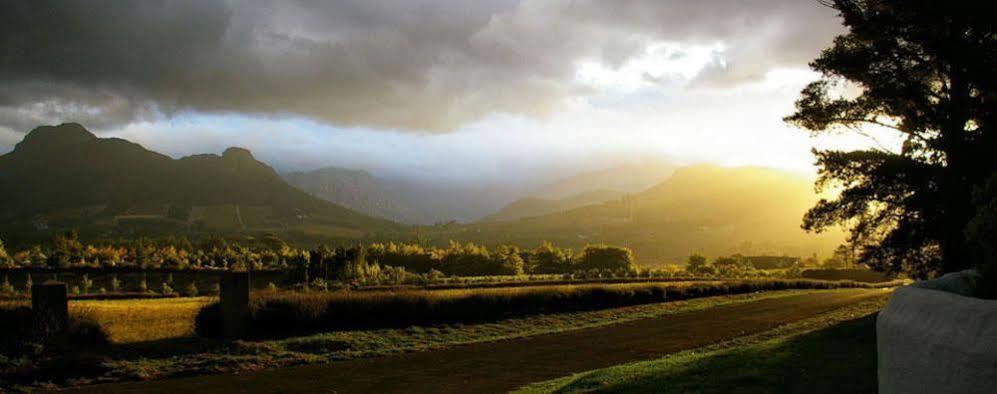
[878,272,997,394]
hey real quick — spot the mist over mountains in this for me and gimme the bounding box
[284,160,675,225]
[433,164,844,265]
[0,123,839,263]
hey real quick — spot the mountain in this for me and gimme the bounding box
[432,165,845,265]
[0,123,399,239]
[533,161,675,199]
[283,166,409,223]
[477,161,673,223]
[482,189,626,222]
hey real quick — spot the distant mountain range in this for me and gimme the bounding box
[481,189,626,222]
[0,124,841,263]
[283,167,410,223]
[281,167,524,225]
[0,123,399,239]
[432,164,844,265]
[481,161,675,222]
[533,161,675,199]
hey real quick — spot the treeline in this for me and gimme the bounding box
[0,232,638,282]
[683,245,863,278]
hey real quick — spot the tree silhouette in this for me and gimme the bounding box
[787,0,997,278]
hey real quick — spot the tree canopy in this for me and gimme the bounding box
[787,0,997,278]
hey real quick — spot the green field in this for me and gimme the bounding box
[3,286,884,390]
[119,290,871,383]
[517,300,882,394]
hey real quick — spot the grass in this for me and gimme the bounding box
[2,280,894,390]
[73,297,213,343]
[515,296,884,394]
[95,289,847,386]
[196,279,902,338]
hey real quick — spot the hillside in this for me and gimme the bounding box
[283,166,409,223]
[481,189,625,222]
[434,165,844,265]
[0,123,400,239]
[534,161,675,199]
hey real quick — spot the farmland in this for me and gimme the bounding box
[75,298,212,343]
[67,288,890,393]
[516,297,883,394]
[0,279,897,390]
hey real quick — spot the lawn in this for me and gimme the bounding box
[516,300,881,394]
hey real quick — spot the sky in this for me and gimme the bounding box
[0,0,879,185]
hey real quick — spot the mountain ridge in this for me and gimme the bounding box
[0,123,400,238]
[434,164,843,265]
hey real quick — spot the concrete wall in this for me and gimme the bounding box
[878,271,997,394]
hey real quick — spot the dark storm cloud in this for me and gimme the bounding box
[0,0,842,133]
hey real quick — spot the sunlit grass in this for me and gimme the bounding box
[72,297,214,343]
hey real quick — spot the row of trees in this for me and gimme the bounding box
[684,247,860,278]
[0,232,638,279]
[304,242,637,282]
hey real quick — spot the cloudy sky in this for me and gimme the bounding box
[0,0,871,184]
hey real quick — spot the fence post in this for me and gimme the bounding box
[220,271,250,339]
[32,281,69,337]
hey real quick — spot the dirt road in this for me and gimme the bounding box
[72,289,885,393]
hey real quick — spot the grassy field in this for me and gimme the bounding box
[2,278,895,390]
[516,297,883,394]
[196,279,900,338]
[49,289,851,388]
[73,298,213,343]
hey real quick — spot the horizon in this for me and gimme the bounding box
[3,1,993,393]
[0,0,897,187]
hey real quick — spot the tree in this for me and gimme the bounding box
[786,1,997,278]
[685,254,714,276]
[492,245,526,276]
[576,245,637,273]
[529,242,574,274]
[0,237,8,265]
[712,255,754,277]
[823,244,859,269]
[966,174,997,297]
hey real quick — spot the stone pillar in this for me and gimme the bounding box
[32,281,69,337]
[220,271,250,339]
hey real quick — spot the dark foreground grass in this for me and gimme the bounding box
[196,279,901,338]
[0,301,111,388]
[517,305,880,394]
[3,289,883,390]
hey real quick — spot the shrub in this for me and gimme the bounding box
[0,275,14,295]
[183,282,199,297]
[80,274,93,294]
[0,304,109,356]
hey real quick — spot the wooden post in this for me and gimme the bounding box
[32,281,69,337]
[220,271,250,339]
